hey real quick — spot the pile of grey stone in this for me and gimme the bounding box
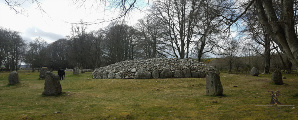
[93,58,211,79]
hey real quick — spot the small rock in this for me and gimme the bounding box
[250,67,259,76]
[54,111,61,114]
[131,68,136,73]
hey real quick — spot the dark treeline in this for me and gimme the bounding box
[0,28,25,71]
[0,22,168,71]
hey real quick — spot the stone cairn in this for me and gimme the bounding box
[206,71,223,96]
[93,58,211,79]
[271,69,283,85]
[39,67,48,79]
[8,71,19,85]
[250,67,259,76]
[42,71,62,96]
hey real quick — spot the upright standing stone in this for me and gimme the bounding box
[42,71,62,96]
[73,67,79,75]
[250,67,259,76]
[8,71,19,85]
[271,70,283,85]
[39,67,48,79]
[206,72,223,96]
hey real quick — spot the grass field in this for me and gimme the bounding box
[0,70,297,120]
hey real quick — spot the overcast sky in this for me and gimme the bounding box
[0,0,150,43]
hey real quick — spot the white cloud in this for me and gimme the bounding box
[0,0,149,43]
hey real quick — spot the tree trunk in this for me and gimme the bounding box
[152,36,157,58]
[255,0,298,67]
[197,36,206,62]
[264,33,270,74]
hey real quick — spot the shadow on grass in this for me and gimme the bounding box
[41,91,73,97]
[5,83,22,87]
[204,94,229,98]
[293,93,298,98]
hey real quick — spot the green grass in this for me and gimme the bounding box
[0,71,297,120]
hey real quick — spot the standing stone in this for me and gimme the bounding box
[73,67,79,75]
[271,70,283,85]
[152,70,160,79]
[42,71,62,96]
[183,69,192,78]
[8,71,19,85]
[160,68,172,78]
[250,67,259,76]
[39,67,48,79]
[174,70,183,78]
[206,72,223,96]
[131,68,137,73]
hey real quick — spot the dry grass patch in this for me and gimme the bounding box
[0,70,297,119]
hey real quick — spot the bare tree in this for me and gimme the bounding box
[151,0,200,58]
[47,39,70,70]
[136,13,167,58]
[253,0,298,67]
[104,23,137,64]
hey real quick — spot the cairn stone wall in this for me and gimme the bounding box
[93,58,214,79]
